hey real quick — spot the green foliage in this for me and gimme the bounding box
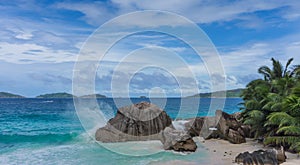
[36,92,74,98]
[243,110,266,138]
[292,86,300,97]
[277,126,300,136]
[264,136,300,147]
[0,92,25,98]
[284,95,300,117]
[265,112,296,127]
[242,57,300,153]
[189,88,243,98]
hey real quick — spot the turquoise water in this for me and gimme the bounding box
[0,98,242,164]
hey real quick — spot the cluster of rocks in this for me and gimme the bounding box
[184,110,252,144]
[95,101,251,152]
[95,102,197,152]
[235,146,286,165]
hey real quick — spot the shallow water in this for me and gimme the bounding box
[0,98,242,164]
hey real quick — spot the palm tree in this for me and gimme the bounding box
[264,111,300,153]
[241,79,270,137]
[258,58,294,82]
[262,86,300,153]
[242,57,299,143]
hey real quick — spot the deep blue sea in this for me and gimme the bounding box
[0,98,242,164]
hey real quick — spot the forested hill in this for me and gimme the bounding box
[189,88,244,98]
[0,92,25,98]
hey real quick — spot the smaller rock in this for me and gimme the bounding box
[235,149,281,165]
[161,127,197,152]
[227,129,246,144]
[276,146,287,163]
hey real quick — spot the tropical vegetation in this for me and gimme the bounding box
[241,58,300,153]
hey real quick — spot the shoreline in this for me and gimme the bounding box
[195,137,300,165]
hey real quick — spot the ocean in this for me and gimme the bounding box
[0,98,242,164]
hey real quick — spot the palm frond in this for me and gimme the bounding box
[258,66,272,81]
[245,100,261,110]
[284,95,300,116]
[277,126,300,135]
[265,112,296,127]
[284,58,294,77]
[292,86,300,97]
[271,58,283,79]
[243,110,265,125]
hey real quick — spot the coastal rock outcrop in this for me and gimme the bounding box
[235,147,286,165]
[95,102,173,142]
[185,110,248,144]
[161,127,197,152]
[215,110,246,144]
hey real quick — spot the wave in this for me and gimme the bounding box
[0,132,79,144]
[42,100,54,103]
[172,120,189,131]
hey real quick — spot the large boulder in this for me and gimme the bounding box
[235,148,286,165]
[161,127,197,152]
[95,102,173,142]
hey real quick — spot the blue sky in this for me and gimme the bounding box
[1,0,300,97]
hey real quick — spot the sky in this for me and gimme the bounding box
[1,0,300,97]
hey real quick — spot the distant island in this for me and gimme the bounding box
[189,88,244,98]
[0,92,25,98]
[80,94,106,98]
[36,92,106,98]
[36,92,75,98]
[1,90,243,99]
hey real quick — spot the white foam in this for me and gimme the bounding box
[41,100,53,103]
[101,140,164,156]
[172,120,189,131]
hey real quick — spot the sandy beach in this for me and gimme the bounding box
[195,137,300,165]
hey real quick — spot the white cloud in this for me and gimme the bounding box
[0,42,76,63]
[15,31,33,40]
[1,0,300,96]
[55,0,300,27]
[219,34,300,82]
[56,1,115,26]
